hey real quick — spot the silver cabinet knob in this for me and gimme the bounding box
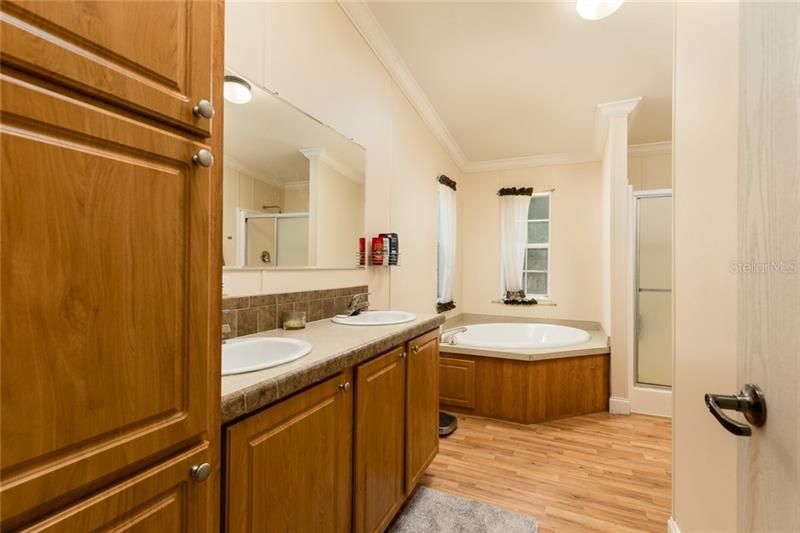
[339,382,351,392]
[192,99,215,119]
[190,462,212,482]
[412,345,420,354]
[399,352,408,360]
[192,149,214,167]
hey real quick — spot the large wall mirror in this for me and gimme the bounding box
[223,71,366,270]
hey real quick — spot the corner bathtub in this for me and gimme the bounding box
[438,321,609,424]
[444,322,591,350]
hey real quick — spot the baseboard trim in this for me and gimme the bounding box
[609,396,631,414]
[668,517,680,533]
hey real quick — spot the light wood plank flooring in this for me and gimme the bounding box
[421,413,671,533]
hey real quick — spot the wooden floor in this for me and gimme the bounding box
[421,413,672,533]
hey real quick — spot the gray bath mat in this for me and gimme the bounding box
[389,487,539,533]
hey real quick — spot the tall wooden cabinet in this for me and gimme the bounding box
[0,1,223,529]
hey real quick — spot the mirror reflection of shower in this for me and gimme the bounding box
[237,210,309,268]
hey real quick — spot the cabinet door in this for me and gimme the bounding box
[405,330,440,491]
[226,372,353,533]
[19,443,213,532]
[0,73,218,527]
[0,0,215,136]
[354,347,406,533]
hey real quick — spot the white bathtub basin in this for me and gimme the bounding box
[222,337,312,376]
[447,323,590,350]
[331,310,416,326]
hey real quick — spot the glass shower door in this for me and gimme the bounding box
[635,193,672,388]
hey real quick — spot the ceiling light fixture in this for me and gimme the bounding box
[576,0,624,20]
[223,75,252,104]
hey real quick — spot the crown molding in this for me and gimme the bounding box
[340,1,648,173]
[598,96,642,117]
[339,1,467,168]
[462,151,601,173]
[628,141,672,155]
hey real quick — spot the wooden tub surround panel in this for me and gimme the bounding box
[439,353,610,424]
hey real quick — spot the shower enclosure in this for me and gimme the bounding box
[634,190,672,388]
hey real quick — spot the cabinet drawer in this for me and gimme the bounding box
[0,0,215,136]
[20,444,213,532]
[440,357,476,409]
[0,73,216,526]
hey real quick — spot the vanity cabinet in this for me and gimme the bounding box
[0,0,216,136]
[225,372,354,533]
[223,329,440,533]
[354,347,407,533]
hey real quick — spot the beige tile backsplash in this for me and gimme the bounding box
[222,285,368,340]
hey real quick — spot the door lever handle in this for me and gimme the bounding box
[704,383,766,437]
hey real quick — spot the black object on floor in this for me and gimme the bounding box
[439,412,458,437]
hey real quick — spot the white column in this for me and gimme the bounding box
[599,97,641,414]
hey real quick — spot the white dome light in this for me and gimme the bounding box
[576,0,624,20]
[223,75,252,104]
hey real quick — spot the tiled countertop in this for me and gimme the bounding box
[221,314,445,424]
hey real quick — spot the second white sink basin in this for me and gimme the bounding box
[331,310,416,326]
[222,337,311,376]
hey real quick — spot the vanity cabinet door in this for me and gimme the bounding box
[225,372,354,533]
[405,330,440,491]
[0,73,218,528]
[354,347,407,533]
[0,0,215,136]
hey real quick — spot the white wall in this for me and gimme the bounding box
[628,146,672,191]
[224,2,462,314]
[672,3,739,531]
[460,162,603,323]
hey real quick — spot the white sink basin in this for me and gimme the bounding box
[331,310,416,326]
[222,337,312,376]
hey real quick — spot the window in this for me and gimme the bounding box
[523,193,550,298]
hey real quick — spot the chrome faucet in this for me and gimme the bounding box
[441,327,467,345]
[344,292,370,316]
[221,323,232,344]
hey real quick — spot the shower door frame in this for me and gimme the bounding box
[631,189,674,391]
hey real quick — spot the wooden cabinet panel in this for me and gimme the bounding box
[440,357,476,409]
[225,372,353,533]
[0,0,214,136]
[439,352,610,424]
[354,347,406,533]
[19,443,212,532]
[0,73,216,527]
[527,354,610,421]
[405,330,439,491]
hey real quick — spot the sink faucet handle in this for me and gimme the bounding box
[222,323,232,335]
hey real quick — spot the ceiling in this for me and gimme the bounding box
[224,74,366,185]
[361,1,673,166]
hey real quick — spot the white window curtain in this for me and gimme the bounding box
[437,181,457,311]
[499,192,532,300]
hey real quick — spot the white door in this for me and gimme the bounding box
[732,3,800,530]
[674,3,799,532]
